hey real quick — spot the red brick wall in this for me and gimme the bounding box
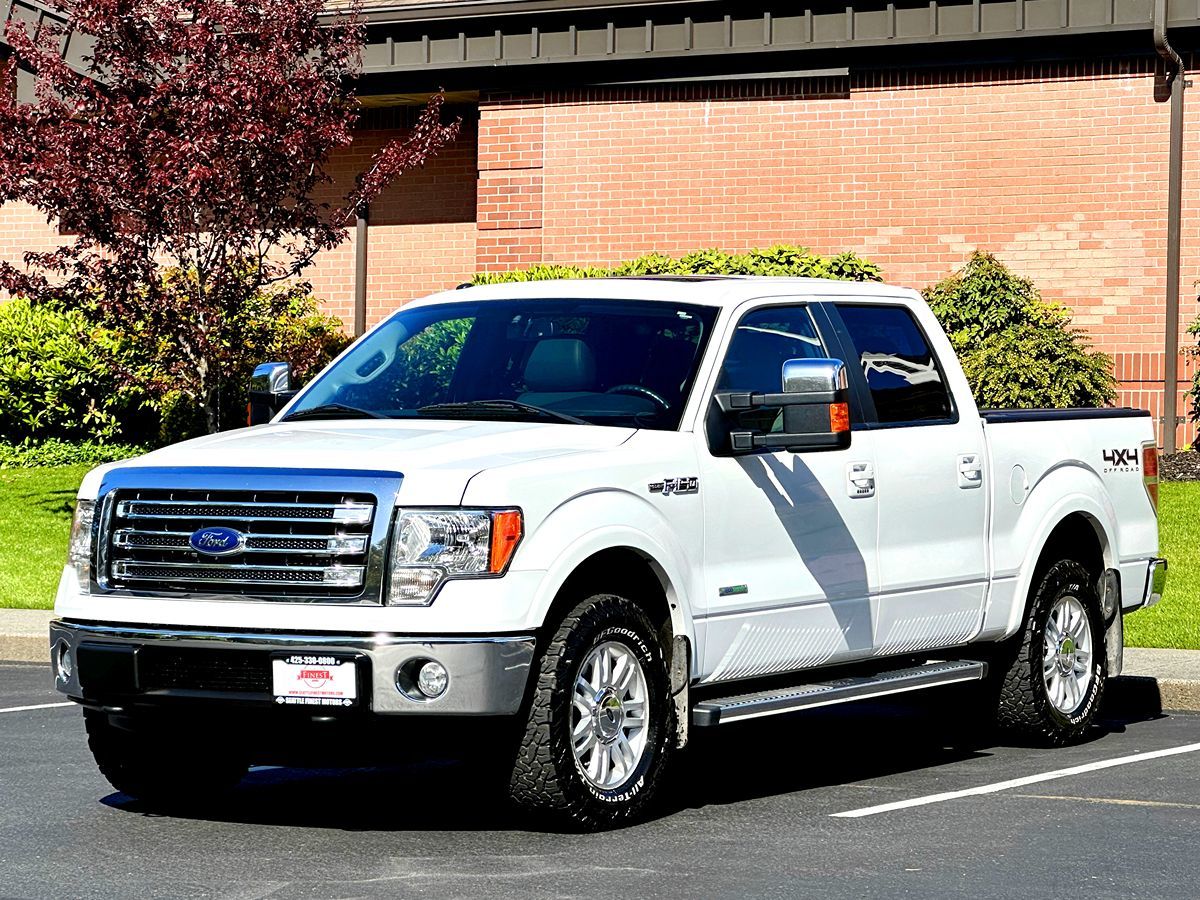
[0,116,481,332]
[0,202,66,274]
[477,96,545,269]
[306,115,480,324]
[3,59,1197,444]
[474,61,1198,445]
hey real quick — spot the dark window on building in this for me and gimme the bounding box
[836,304,953,424]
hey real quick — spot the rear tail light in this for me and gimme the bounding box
[1142,441,1159,513]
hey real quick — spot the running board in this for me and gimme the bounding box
[691,659,988,726]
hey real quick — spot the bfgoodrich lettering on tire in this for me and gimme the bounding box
[508,593,675,829]
[993,560,1106,746]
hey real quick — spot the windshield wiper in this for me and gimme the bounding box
[417,399,587,426]
[282,403,388,422]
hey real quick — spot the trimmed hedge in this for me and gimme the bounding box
[0,438,147,469]
[471,245,883,284]
[0,297,144,443]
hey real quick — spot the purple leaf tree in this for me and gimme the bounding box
[0,0,460,433]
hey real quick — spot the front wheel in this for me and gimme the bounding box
[508,593,675,829]
[992,560,1106,746]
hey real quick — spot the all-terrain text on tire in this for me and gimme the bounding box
[992,559,1107,746]
[508,593,675,829]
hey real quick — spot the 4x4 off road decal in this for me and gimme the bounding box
[1102,448,1139,473]
[648,476,699,496]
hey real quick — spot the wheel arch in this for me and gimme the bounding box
[519,491,699,657]
[995,491,1118,641]
[547,547,677,640]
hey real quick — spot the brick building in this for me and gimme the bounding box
[3,0,1200,444]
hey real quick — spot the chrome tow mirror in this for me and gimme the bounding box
[715,358,852,454]
[247,361,296,425]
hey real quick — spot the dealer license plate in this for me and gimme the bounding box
[271,653,358,708]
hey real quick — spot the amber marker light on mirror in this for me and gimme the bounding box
[829,402,851,434]
[1142,441,1159,512]
[489,510,524,574]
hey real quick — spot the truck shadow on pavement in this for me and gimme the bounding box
[99,687,1165,832]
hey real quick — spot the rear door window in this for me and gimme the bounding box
[834,304,954,425]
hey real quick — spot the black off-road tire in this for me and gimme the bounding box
[508,593,675,830]
[85,710,248,808]
[992,560,1107,746]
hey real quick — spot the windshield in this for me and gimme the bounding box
[286,298,720,430]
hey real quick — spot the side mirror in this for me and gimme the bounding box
[715,358,852,453]
[247,361,297,426]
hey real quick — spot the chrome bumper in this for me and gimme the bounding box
[49,620,535,716]
[1142,558,1168,609]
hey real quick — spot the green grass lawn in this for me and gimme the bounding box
[1,465,1198,649]
[1124,481,1200,649]
[0,465,89,610]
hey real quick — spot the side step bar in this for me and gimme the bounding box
[692,659,988,726]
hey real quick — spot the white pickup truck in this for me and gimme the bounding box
[50,276,1166,827]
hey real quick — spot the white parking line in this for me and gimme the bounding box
[0,702,73,714]
[832,741,1200,818]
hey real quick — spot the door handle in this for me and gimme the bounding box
[847,461,875,498]
[958,453,983,489]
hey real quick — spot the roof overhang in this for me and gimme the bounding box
[340,0,1200,93]
[7,1,1199,99]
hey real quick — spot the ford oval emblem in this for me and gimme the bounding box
[189,526,246,557]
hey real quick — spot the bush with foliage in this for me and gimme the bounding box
[1183,316,1200,426]
[471,245,883,284]
[923,252,1116,409]
[0,297,145,443]
[115,271,352,443]
[0,438,147,469]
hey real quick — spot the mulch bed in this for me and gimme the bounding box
[1161,451,1200,482]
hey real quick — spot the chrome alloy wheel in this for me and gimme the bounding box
[1042,594,1094,714]
[571,640,649,790]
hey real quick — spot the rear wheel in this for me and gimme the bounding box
[85,710,248,808]
[508,593,675,829]
[992,560,1106,745]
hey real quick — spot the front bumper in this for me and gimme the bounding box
[49,620,535,716]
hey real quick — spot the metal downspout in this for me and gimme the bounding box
[1154,0,1187,453]
[354,204,370,338]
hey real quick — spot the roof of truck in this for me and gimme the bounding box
[418,275,921,312]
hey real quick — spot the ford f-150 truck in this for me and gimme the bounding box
[49,276,1166,827]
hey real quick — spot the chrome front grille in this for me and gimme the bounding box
[104,488,377,599]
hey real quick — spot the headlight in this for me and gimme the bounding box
[386,508,522,605]
[67,500,95,593]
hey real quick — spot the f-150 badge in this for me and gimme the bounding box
[649,476,699,496]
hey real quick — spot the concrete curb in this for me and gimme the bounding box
[0,609,54,666]
[2,609,1199,711]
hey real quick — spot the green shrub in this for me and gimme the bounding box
[117,275,352,443]
[1182,317,1200,425]
[471,245,882,284]
[0,297,144,442]
[0,438,147,469]
[923,252,1117,409]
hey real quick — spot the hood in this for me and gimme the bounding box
[87,420,636,504]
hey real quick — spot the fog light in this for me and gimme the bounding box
[55,641,73,682]
[417,661,449,698]
[395,657,451,701]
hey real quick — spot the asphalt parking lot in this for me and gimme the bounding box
[2,663,1199,900]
